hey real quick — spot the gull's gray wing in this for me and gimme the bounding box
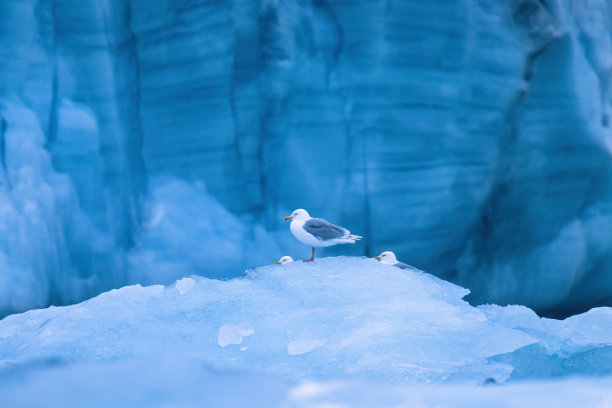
[303,218,347,241]
[395,262,419,271]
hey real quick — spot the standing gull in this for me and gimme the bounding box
[373,251,418,271]
[274,256,294,264]
[283,209,362,262]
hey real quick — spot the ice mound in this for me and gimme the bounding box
[479,304,612,379]
[0,257,535,384]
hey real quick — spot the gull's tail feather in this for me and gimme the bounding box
[337,234,363,244]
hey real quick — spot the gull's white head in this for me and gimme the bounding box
[283,209,310,221]
[373,251,398,265]
[274,256,294,265]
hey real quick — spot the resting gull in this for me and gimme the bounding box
[373,251,418,271]
[283,209,362,262]
[274,256,294,265]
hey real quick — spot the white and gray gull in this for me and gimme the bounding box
[274,256,294,264]
[283,209,362,262]
[373,251,418,271]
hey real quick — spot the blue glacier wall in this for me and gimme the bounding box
[1,0,612,317]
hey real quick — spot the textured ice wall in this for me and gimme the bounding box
[1,0,612,316]
[126,0,612,314]
[127,177,282,284]
[0,0,146,316]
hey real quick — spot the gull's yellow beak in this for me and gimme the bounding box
[274,261,281,264]
[373,256,380,260]
[283,216,292,220]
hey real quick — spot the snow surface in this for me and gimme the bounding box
[1,258,612,407]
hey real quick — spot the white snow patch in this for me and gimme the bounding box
[218,324,255,347]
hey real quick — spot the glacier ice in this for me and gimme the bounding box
[0,0,143,317]
[2,0,612,404]
[0,101,124,316]
[126,177,282,284]
[1,258,612,407]
[1,0,612,317]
